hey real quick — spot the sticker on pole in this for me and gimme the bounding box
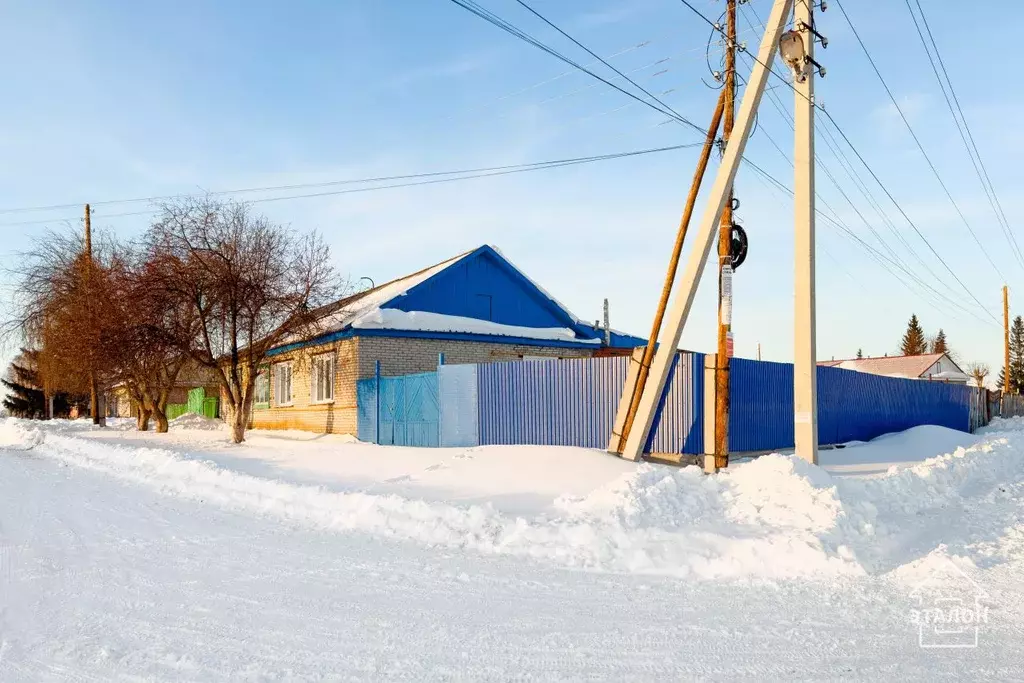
[726,332,734,358]
[720,265,733,325]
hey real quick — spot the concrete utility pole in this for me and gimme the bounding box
[792,0,818,464]
[1004,285,1011,392]
[621,0,794,462]
[713,0,738,473]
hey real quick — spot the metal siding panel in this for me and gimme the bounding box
[438,364,479,447]
[477,355,634,448]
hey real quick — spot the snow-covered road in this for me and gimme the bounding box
[2,418,1023,680]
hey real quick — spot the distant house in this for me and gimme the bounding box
[818,352,968,384]
[239,244,645,435]
[108,362,222,419]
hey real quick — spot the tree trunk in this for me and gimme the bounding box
[153,408,169,433]
[230,403,246,443]
[137,408,151,431]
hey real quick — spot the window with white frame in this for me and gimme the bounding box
[254,367,270,406]
[274,362,293,406]
[311,354,335,403]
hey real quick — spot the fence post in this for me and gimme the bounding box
[374,360,381,445]
[438,352,445,367]
[703,354,718,473]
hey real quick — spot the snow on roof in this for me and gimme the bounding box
[306,249,474,337]
[817,353,953,379]
[352,309,599,344]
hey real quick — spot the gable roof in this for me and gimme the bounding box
[817,353,964,378]
[274,245,644,354]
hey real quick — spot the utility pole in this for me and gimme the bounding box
[1004,285,1010,392]
[712,0,738,472]
[621,0,793,462]
[608,89,726,454]
[791,0,818,464]
[84,203,102,426]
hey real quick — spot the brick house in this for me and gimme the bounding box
[240,244,644,435]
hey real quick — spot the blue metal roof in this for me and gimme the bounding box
[271,244,646,355]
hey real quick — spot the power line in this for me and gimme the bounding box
[733,4,995,322]
[833,0,1006,283]
[903,0,1024,270]
[511,0,703,135]
[821,109,1000,323]
[446,0,706,134]
[0,142,704,228]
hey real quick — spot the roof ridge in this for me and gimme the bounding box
[828,352,943,363]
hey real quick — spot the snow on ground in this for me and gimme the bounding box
[1,417,1023,680]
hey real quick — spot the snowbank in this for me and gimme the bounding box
[168,413,225,431]
[0,418,44,450]
[10,416,1021,582]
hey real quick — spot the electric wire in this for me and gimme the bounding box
[903,0,1024,270]
[0,142,704,228]
[833,0,1006,283]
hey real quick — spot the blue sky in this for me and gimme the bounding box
[2,0,1022,376]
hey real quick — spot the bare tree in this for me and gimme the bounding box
[7,228,118,414]
[967,362,990,389]
[145,197,342,443]
[104,253,193,432]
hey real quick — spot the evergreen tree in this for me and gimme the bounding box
[932,329,948,355]
[1010,316,1024,392]
[900,314,928,356]
[2,350,45,418]
[856,348,864,359]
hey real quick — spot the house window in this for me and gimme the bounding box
[274,362,293,406]
[254,367,270,407]
[311,354,335,404]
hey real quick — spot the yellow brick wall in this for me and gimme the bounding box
[242,338,359,435]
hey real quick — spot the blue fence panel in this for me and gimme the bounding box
[730,359,973,452]
[648,353,704,455]
[477,353,703,453]
[356,378,377,443]
[730,358,794,452]
[402,372,440,447]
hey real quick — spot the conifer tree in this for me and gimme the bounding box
[900,314,928,356]
[932,329,948,355]
[856,349,863,359]
[2,350,44,418]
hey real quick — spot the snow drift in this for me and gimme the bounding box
[2,417,1021,581]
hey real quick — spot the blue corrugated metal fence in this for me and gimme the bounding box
[730,358,973,451]
[475,354,704,453]
[356,353,974,453]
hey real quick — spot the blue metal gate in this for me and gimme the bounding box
[358,371,440,447]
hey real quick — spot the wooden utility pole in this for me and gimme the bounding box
[793,0,818,464]
[621,0,793,461]
[1004,285,1011,392]
[85,203,101,426]
[712,0,738,472]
